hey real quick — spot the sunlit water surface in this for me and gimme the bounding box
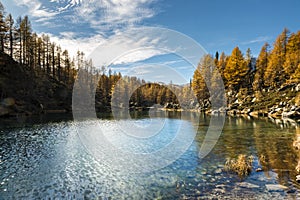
[0,112,300,199]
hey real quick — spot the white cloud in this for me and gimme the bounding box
[88,28,174,68]
[12,0,160,58]
[14,0,58,19]
[39,32,105,58]
[130,66,152,75]
[60,31,76,38]
[14,0,157,33]
[13,0,168,71]
[40,32,164,66]
[123,64,188,84]
[150,59,186,66]
[112,49,163,65]
[39,27,167,66]
[242,36,272,45]
[74,0,156,30]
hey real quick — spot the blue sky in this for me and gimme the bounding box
[148,0,300,56]
[2,0,300,84]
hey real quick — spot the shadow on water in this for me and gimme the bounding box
[0,113,74,128]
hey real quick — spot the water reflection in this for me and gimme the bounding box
[0,112,300,198]
[294,127,300,175]
[253,119,298,187]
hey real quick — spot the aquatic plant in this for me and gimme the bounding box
[224,154,254,177]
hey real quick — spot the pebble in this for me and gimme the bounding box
[201,171,207,175]
[215,184,226,189]
[265,184,288,191]
[214,188,226,194]
[236,182,260,189]
[214,168,222,174]
[296,175,300,183]
[256,168,263,172]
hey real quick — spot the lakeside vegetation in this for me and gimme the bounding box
[192,28,300,119]
[0,2,299,123]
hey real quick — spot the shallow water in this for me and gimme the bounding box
[0,112,299,199]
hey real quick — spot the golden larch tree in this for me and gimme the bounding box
[264,28,289,87]
[224,46,248,90]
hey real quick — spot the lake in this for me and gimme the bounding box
[0,111,299,199]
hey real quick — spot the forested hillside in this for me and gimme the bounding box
[0,1,299,120]
[0,2,184,116]
[192,28,300,119]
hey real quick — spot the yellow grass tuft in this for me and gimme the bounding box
[225,154,254,177]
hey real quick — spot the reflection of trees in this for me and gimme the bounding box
[138,111,300,186]
[221,116,255,158]
[293,127,300,173]
[254,120,298,185]
[189,114,257,163]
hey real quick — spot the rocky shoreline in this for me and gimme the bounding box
[160,83,300,125]
[2,93,299,126]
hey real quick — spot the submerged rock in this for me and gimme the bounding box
[282,111,300,119]
[211,110,220,115]
[214,168,222,174]
[255,168,263,172]
[296,84,300,92]
[265,184,288,191]
[296,175,300,183]
[236,182,260,189]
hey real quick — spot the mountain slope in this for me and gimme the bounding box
[0,52,72,117]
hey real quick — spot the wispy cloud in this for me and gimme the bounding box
[14,0,59,19]
[74,0,157,30]
[14,0,158,33]
[149,59,185,66]
[124,64,188,84]
[89,30,169,67]
[40,32,105,58]
[12,0,174,74]
[13,0,160,60]
[42,28,166,64]
[112,49,164,65]
[130,66,152,76]
[241,36,272,45]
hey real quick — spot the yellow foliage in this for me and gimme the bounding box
[264,28,289,87]
[192,54,213,101]
[225,154,254,177]
[224,47,248,88]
